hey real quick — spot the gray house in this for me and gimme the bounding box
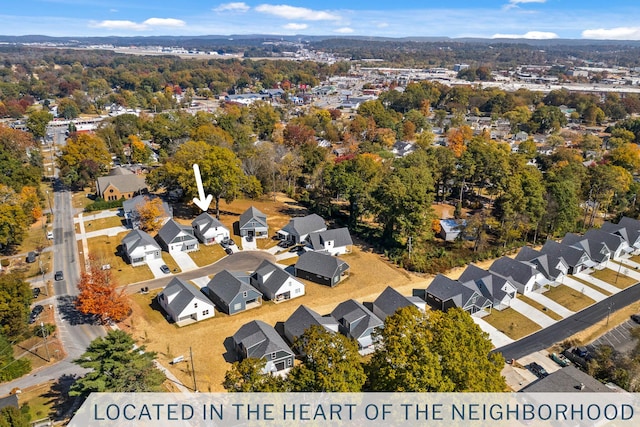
[283,305,339,351]
[540,240,593,275]
[371,286,425,321]
[156,219,199,254]
[277,214,326,243]
[192,212,230,245]
[423,274,492,314]
[250,260,305,302]
[331,299,383,353]
[239,206,268,239]
[294,251,350,287]
[122,194,172,229]
[206,270,262,315]
[584,229,628,259]
[306,228,353,255]
[157,278,215,325]
[232,320,295,373]
[121,229,162,267]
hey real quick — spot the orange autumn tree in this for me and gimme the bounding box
[136,196,164,233]
[446,125,473,157]
[76,257,130,324]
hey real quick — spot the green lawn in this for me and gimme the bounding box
[483,307,541,340]
[83,214,123,231]
[188,244,225,267]
[86,231,154,285]
[543,284,596,312]
[591,265,637,289]
[517,295,563,321]
[568,275,613,296]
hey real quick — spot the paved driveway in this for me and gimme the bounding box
[190,276,211,289]
[147,257,169,279]
[171,251,198,272]
[241,236,257,251]
[472,316,514,348]
[525,291,574,318]
[562,276,607,302]
[509,298,556,328]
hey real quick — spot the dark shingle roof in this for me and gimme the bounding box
[516,247,566,281]
[489,256,540,290]
[157,218,195,244]
[122,229,160,254]
[521,366,615,392]
[295,251,349,278]
[158,277,211,317]
[618,217,640,245]
[458,264,512,303]
[252,260,299,295]
[585,229,624,253]
[206,270,261,305]
[307,228,353,250]
[372,286,416,319]
[192,212,226,234]
[284,305,338,341]
[331,299,383,341]
[562,233,609,263]
[233,320,293,359]
[281,214,326,237]
[239,206,267,229]
[541,240,587,267]
[96,173,146,195]
[427,274,466,301]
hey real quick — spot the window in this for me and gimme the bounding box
[287,358,292,367]
[295,288,300,294]
[202,310,209,316]
[194,303,198,308]
[271,352,277,360]
[242,291,248,298]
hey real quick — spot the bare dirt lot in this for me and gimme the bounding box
[124,239,429,392]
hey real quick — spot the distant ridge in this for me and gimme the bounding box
[2,34,640,48]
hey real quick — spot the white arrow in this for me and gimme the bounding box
[192,163,213,212]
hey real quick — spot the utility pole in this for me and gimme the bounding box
[40,322,50,362]
[190,346,197,392]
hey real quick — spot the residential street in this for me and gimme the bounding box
[494,282,640,361]
[0,184,106,396]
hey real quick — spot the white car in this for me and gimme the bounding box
[47,231,54,240]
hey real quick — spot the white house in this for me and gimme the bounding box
[121,229,162,267]
[250,260,305,302]
[192,212,230,245]
[306,228,353,255]
[157,278,215,325]
[156,219,199,254]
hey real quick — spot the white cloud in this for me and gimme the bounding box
[492,31,558,39]
[90,18,186,31]
[109,9,118,13]
[255,4,340,21]
[375,22,389,28]
[582,27,640,40]
[90,20,147,31]
[283,23,308,30]
[213,2,250,13]
[504,0,546,10]
[143,18,186,28]
[334,27,355,34]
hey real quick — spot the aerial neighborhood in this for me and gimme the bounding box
[6,33,640,422]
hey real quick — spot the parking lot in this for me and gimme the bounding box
[587,317,639,355]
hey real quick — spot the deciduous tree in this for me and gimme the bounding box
[75,258,130,324]
[223,358,287,392]
[0,273,32,338]
[135,197,165,233]
[288,325,366,392]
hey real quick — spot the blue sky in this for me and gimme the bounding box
[3,1,640,40]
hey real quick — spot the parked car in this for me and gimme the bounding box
[26,252,36,263]
[225,247,233,255]
[246,235,254,242]
[29,305,44,324]
[32,287,41,299]
[227,239,236,246]
[572,346,592,360]
[46,231,54,240]
[528,362,549,378]
[160,265,171,274]
[54,271,63,281]
[631,313,640,324]
[289,245,303,253]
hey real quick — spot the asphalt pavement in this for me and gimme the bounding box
[494,282,640,361]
